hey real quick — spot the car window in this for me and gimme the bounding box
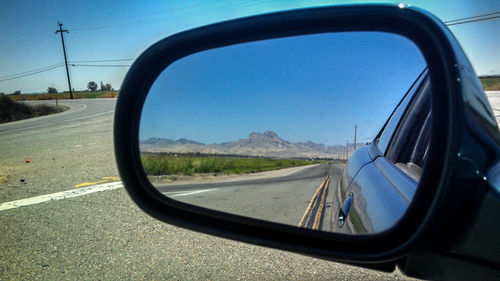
[386,76,432,182]
[375,69,428,154]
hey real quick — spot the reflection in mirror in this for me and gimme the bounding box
[139,32,428,235]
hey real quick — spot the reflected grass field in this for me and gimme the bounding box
[480,76,500,91]
[141,153,323,176]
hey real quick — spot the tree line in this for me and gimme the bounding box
[48,81,114,93]
[86,81,113,92]
[46,81,115,94]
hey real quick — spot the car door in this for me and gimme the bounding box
[332,69,431,234]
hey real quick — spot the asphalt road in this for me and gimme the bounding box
[0,99,115,135]
[0,99,117,202]
[0,98,416,280]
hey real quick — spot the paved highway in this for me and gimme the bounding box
[159,163,343,231]
[0,98,415,280]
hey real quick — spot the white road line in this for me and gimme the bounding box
[168,189,217,197]
[0,181,123,212]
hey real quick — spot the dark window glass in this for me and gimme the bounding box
[386,77,432,182]
[376,69,428,154]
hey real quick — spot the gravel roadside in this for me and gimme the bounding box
[0,187,416,280]
[0,110,117,202]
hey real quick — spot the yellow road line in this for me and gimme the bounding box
[102,176,120,181]
[298,175,329,228]
[298,176,327,227]
[312,176,331,230]
[73,176,120,188]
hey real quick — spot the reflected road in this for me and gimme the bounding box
[158,163,345,231]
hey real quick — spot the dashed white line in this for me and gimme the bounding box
[0,181,123,212]
[168,189,217,197]
[0,182,217,212]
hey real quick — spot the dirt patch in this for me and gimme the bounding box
[0,175,8,184]
[0,165,14,185]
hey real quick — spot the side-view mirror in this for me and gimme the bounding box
[139,31,428,235]
[114,5,500,280]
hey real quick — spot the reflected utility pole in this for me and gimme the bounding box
[354,125,357,151]
[55,22,73,99]
[346,140,349,161]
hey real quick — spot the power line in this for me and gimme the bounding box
[71,64,131,67]
[3,8,499,84]
[70,0,272,32]
[0,59,135,80]
[67,6,500,32]
[69,58,134,63]
[68,0,221,28]
[0,65,64,82]
[446,15,500,26]
[445,11,500,23]
[71,21,155,32]
[0,63,64,79]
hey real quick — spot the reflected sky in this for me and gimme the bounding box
[140,32,426,146]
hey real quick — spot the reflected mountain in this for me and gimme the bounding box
[140,131,366,159]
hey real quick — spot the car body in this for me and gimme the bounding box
[334,70,430,234]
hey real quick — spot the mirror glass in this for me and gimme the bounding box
[139,32,429,234]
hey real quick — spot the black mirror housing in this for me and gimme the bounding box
[114,4,500,278]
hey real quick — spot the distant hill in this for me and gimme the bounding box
[140,131,366,159]
[141,137,203,145]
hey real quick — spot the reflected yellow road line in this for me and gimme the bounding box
[298,175,330,228]
[312,176,331,230]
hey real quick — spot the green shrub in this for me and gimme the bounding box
[140,154,320,176]
[0,96,64,123]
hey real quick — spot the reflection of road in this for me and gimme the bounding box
[298,175,331,230]
[158,163,344,231]
[486,91,500,127]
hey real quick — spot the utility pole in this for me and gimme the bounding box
[354,125,357,151]
[346,140,349,160]
[55,22,73,99]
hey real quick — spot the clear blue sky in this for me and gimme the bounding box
[1,0,499,94]
[140,32,425,145]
